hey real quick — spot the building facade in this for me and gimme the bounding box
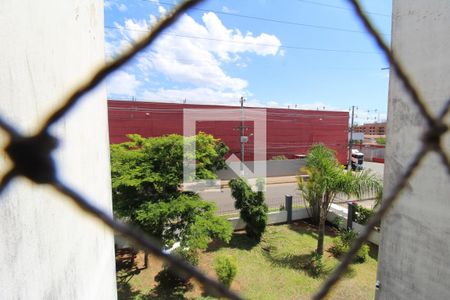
[108,100,349,163]
[354,122,386,135]
[377,1,450,299]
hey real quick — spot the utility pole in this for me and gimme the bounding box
[240,96,245,176]
[347,106,356,171]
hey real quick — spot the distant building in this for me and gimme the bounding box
[354,122,386,135]
[108,100,349,164]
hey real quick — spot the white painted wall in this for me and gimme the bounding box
[327,204,380,245]
[228,208,309,231]
[377,1,450,299]
[0,1,117,299]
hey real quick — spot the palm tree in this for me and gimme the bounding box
[299,144,382,256]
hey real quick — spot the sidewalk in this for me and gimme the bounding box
[220,175,300,188]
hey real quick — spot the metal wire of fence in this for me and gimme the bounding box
[1,0,449,299]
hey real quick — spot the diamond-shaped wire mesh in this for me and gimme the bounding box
[1,0,449,299]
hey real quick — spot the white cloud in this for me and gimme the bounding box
[107,71,142,96]
[105,0,127,11]
[222,6,238,14]
[107,12,281,90]
[158,5,167,16]
[141,87,248,106]
[106,11,282,105]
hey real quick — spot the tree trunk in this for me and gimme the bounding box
[317,193,330,256]
[144,251,149,269]
[313,200,320,225]
[317,207,325,256]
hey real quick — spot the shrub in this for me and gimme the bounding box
[353,205,374,225]
[154,267,189,293]
[153,249,196,295]
[331,215,345,230]
[308,251,324,277]
[355,244,370,263]
[330,236,347,257]
[214,256,237,287]
[330,229,369,263]
[229,178,268,241]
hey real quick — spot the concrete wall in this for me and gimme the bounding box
[360,147,385,162]
[228,204,381,245]
[217,158,305,180]
[0,1,117,299]
[377,1,450,299]
[228,207,309,231]
[327,204,380,245]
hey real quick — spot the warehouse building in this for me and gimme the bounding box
[108,100,349,164]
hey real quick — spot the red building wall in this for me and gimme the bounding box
[108,100,349,164]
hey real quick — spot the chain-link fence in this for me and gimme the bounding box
[1,0,449,299]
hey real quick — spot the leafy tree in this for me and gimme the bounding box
[134,194,232,251]
[299,144,382,256]
[376,137,386,145]
[229,178,268,241]
[298,170,321,225]
[110,132,232,261]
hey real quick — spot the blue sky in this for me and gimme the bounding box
[104,0,392,125]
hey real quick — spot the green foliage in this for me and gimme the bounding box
[153,248,199,297]
[111,133,229,217]
[330,236,347,257]
[355,244,370,263]
[229,178,268,241]
[298,144,383,255]
[308,251,324,277]
[331,215,345,230]
[110,133,232,254]
[154,267,191,297]
[330,230,369,263]
[353,205,374,225]
[135,194,232,251]
[214,255,238,287]
[375,137,386,145]
[297,171,321,224]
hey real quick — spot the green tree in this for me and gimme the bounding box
[134,194,232,251]
[298,170,321,225]
[110,132,232,260]
[229,178,268,241]
[376,137,386,145]
[299,144,382,256]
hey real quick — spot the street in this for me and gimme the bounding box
[200,162,384,214]
[200,182,302,215]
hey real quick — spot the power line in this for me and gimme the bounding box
[105,25,379,54]
[296,0,390,17]
[142,0,390,35]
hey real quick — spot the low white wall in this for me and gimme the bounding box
[228,207,309,231]
[353,222,381,245]
[328,204,380,245]
[217,159,305,179]
[228,204,380,245]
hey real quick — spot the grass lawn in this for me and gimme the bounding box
[117,221,378,300]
